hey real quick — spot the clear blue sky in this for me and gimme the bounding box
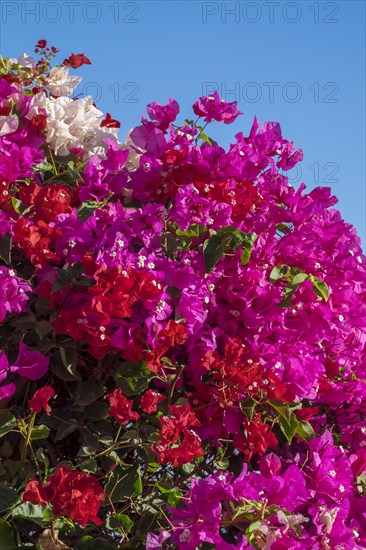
[1,1,365,245]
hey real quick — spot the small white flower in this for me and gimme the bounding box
[46,66,82,97]
[147,262,155,269]
[230,309,240,317]
[329,470,336,478]
[156,300,165,313]
[179,529,191,543]
[137,255,146,268]
[338,314,344,322]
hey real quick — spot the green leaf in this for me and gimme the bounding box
[0,519,18,550]
[278,414,299,443]
[269,264,288,282]
[84,401,108,421]
[55,420,79,441]
[105,464,143,503]
[11,197,22,214]
[267,399,300,442]
[203,234,224,273]
[33,161,54,174]
[241,242,252,265]
[76,377,104,406]
[79,458,98,473]
[279,285,297,308]
[239,397,256,422]
[50,348,81,381]
[78,433,99,456]
[67,160,79,180]
[51,278,66,294]
[176,225,200,238]
[77,198,108,222]
[310,275,329,301]
[34,320,53,340]
[0,482,18,513]
[292,272,308,285]
[155,482,182,507]
[75,537,119,550]
[245,520,262,534]
[116,361,153,394]
[53,516,75,531]
[267,399,292,423]
[0,234,12,264]
[12,502,51,527]
[30,424,50,441]
[199,132,213,146]
[296,421,315,441]
[0,410,16,438]
[106,514,133,534]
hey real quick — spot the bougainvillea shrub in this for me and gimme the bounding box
[0,41,365,549]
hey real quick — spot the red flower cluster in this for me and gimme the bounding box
[233,413,278,461]
[106,388,139,425]
[13,183,76,267]
[101,112,121,129]
[53,265,165,359]
[140,389,166,414]
[152,404,204,467]
[23,465,105,526]
[134,320,187,373]
[201,338,292,406]
[28,386,55,415]
[63,53,91,68]
[14,217,61,268]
